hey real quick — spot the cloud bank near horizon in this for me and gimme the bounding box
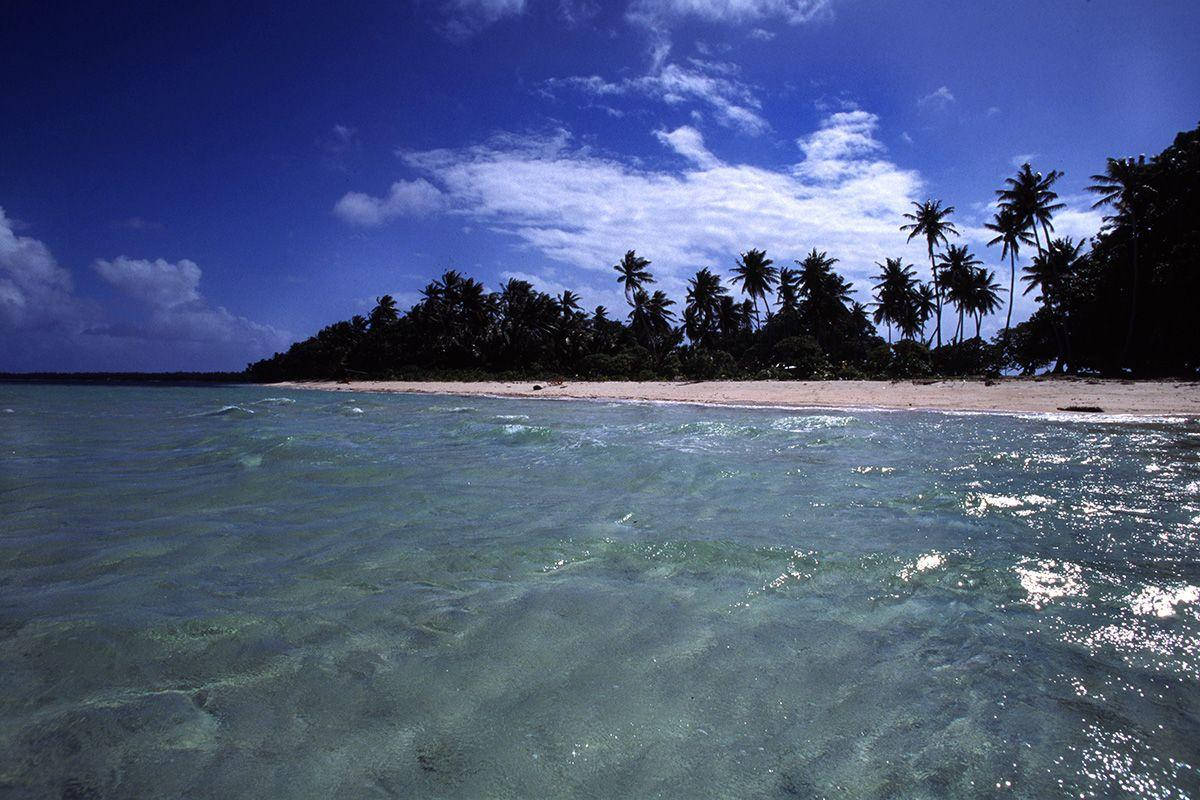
[0,209,288,372]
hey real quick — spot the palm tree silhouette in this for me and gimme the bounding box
[685,268,727,345]
[872,258,918,343]
[985,205,1035,342]
[368,295,399,329]
[730,249,777,328]
[613,250,654,307]
[900,199,958,348]
[776,267,801,314]
[1022,237,1085,371]
[1088,155,1153,366]
[997,163,1065,257]
[965,267,1004,340]
[796,249,853,333]
[936,244,983,343]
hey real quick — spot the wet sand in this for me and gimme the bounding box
[271,378,1200,417]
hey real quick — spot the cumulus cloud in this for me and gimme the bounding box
[628,0,833,27]
[94,257,202,308]
[0,207,79,330]
[546,59,769,135]
[333,178,446,226]
[380,111,926,309]
[917,85,955,111]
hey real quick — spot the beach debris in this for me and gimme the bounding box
[1057,405,1104,413]
[532,384,542,391]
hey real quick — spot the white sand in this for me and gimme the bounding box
[271,378,1200,417]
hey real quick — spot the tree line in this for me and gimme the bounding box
[247,122,1199,382]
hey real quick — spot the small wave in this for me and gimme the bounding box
[495,414,530,421]
[252,397,296,406]
[202,405,255,418]
[897,551,946,582]
[500,423,552,439]
[772,414,852,433]
[341,406,365,415]
[2,408,13,414]
[427,405,476,413]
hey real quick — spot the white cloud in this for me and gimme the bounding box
[917,85,955,111]
[655,125,723,168]
[384,111,926,311]
[94,256,202,308]
[747,27,775,40]
[333,178,446,226]
[794,110,884,181]
[546,59,769,135]
[91,256,288,355]
[900,131,914,145]
[0,207,79,330]
[628,0,833,27]
[1009,152,1039,168]
[986,106,1001,117]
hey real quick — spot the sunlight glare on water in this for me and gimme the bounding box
[1,385,1198,798]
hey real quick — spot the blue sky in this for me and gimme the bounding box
[2,0,1197,370]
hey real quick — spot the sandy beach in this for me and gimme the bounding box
[271,378,1200,417]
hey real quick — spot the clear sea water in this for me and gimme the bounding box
[1,385,1199,799]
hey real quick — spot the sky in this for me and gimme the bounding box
[2,0,1198,371]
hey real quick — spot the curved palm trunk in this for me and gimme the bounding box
[975,312,982,340]
[928,244,942,348]
[1004,249,1015,339]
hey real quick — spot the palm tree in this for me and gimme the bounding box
[730,249,777,328]
[613,250,654,307]
[965,267,1004,340]
[907,282,937,343]
[900,199,958,347]
[557,290,582,316]
[629,289,676,350]
[795,248,853,332]
[997,163,1065,256]
[1022,237,1085,372]
[985,205,1035,341]
[936,244,983,343]
[368,295,399,328]
[871,258,918,343]
[684,268,727,346]
[776,267,801,313]
[1088,155,1153,366]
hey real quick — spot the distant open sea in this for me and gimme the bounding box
[2,384,1198,798]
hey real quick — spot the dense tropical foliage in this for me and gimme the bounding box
[248,123,1200,382]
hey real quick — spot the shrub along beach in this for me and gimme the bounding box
[248,124,1199,389]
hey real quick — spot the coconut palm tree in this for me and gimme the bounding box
[1088,155,1153,365]
[796,249,853,327]
[965,267,1005,340]
[900,199,958,347]
[906,282,937,343]
[776,267,801,314]
[368,295,399,328]
[997,163,1065,256]
[936,244,983,343]
[871,258,918,343]
[613,250,654,307]
[557,290,582,316]
[985,205,1035,341]
[684,268,727,345]
[1022,237,1085,372]
[730,249,777,328]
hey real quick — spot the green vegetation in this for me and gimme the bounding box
[247,123,1200,382]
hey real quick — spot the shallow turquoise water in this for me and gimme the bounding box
[1,385,1199,799]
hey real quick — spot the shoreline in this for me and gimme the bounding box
[268,378,1200,418]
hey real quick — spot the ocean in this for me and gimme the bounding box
[1,384,1198,798]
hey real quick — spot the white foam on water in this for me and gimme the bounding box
[898,550,946,582]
